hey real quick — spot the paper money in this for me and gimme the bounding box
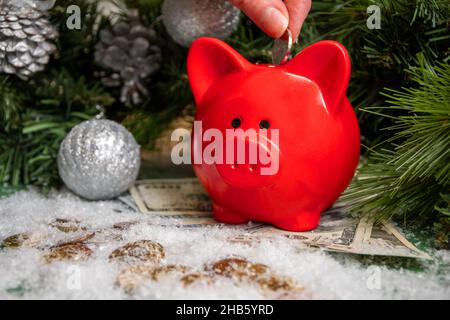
[117,194,139,212]
[349,217,432,259]
[236,208,358,248]
[130,179,212,216]
[129,178,432,260]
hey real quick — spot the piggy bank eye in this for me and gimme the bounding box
[259,120,270,129]
[231,117,241,128]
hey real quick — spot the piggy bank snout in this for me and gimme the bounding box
[216,135,279,188]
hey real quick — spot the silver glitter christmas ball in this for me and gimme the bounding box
[58,119,141,200]
[17,0,56,11]
[162,0,240,48]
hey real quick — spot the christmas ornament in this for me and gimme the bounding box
[187,38,360,231]
[0,0,57,80]
[58,119,141,200]
[94,12,161,106]
[162,0,240,48]
[18,0,56,11]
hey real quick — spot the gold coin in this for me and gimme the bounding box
[3,233,31,248]
[2,232,46,248]
[180,272,215,287]
[86,229,124,245]
[257,274,300,292]
[208,258,269,280]
[55,230,123,248]
[43,243,93,263]
[208,257,301,293]
[109,240,165,264]
[116,265,154,293]
[151,264,190,281]
[49,218,87,233]
[116,264,190,293]
[56,232,96,246]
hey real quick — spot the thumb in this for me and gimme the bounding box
[230,0,289,38]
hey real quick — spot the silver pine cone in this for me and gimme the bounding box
[94,12,162,106]
[0,0,58,80]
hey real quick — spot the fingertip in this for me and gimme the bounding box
[260,7,289,39]
[230,0,289,39]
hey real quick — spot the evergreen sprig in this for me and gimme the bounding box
[0,77,23,132]
[342,59,450,227]
[0,0,115,189]
[0,70,112,190]
[306,0,450,143]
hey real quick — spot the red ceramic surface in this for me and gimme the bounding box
[187,37,360,231]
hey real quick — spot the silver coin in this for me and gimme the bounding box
[272,29,293,65]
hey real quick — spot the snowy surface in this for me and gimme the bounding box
[0,189,449,300]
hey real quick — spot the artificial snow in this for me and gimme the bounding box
[0,189,449,300]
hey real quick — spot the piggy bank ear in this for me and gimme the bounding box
[188,37,250,104]
[285,41,351,113]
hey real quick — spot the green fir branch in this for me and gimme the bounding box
[0,76,23,132]
[342,59,450,226]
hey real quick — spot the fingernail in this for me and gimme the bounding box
[261,7,288,38]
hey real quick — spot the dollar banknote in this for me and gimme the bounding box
[130,179,212,216]
[130,178,431,260]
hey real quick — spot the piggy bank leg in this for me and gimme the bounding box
[213,204,249,224]
[274,211,321,232]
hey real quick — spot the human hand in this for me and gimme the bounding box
[230,0,311,41]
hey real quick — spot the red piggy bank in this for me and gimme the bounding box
[187,37,360,231]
